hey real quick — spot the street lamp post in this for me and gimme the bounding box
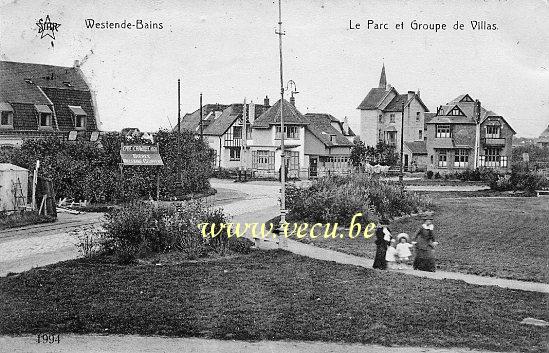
[276,0,288,248]
[176,79,183,196]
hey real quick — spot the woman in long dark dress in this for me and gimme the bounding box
[373,221,391,270]
[413,218,438,272]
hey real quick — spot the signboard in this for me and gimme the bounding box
[120,144,164,166]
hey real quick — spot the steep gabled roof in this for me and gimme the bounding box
[424,112,436,124]
[303,112,355,136]
[428,94,516,134]
[540,124,549,140]
[203,103,268,136]
[450,94,474,103]
[357,87,390,110]
[303,113,353,147]
[0,60,98,132]
[252,99,309,128]
[383,94,409,112]
[176,104,229,132]
[383,93,429,113]
[0,61,90,100]
[404,141,427,154]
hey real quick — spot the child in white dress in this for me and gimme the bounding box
[385,239,397,269]
[396,233,413,269]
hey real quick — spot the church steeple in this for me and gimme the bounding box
[379,64,387,89]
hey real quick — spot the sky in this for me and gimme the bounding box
[1,0,548,137]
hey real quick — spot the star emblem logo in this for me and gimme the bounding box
[36,15,61,40]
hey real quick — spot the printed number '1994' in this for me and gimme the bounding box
[37,334,60,344]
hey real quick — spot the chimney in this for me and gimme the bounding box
[343,116,349,134]
[417,89,420,97]
[475,100,481,123]
[407,90,415,101]
[290,94,295,107]
[74,60,80,68]
[248,101,255,124]
[264,95,270,108]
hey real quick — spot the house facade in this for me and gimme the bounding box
[351,65,429,151]
[203,102,268,170]
[0,60,100,146]
[250,98,353,179]
[426,94,515,173]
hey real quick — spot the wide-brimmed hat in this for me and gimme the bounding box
[423,211,435,220]
[396,233,409,241]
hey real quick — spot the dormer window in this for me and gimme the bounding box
[68,106,87,130]
[448,106,465,116]
[0,102,14,129]
[486,125,501,138]
[35,104,53,129]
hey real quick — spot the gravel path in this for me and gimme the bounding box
[0,335,496,353]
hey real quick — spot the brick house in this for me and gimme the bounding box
[351,64,429,151]
[426,94,515,173]
[0,60,100,146]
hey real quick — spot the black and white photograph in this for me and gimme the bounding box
[0,0,548,352]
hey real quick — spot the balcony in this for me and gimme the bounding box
[223,138,242,147]
[482,137,506,146]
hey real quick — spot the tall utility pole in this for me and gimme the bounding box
[276,0,287,248]
[474,100,481,169]
[399,102,405,184]
[177,79,182,190]
[199,93,203,139]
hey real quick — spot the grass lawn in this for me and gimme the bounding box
[400,179,486,187]
[291,196,549,283]
[0,251,547,352]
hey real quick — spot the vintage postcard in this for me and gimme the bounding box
[0,0,548,352]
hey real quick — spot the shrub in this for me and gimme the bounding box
[488,165,549,193]
[286,174,430,225]
[2,130,215,203]
[90,200,249,261]
[434,172,441,179]
[426,170,434,179]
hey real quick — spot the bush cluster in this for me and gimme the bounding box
[0,130,215,203]
[488,165,549,193]
[350,140,399,167]
[424,166,548,193]
[286,174,430,225]
[86,200,252,263]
